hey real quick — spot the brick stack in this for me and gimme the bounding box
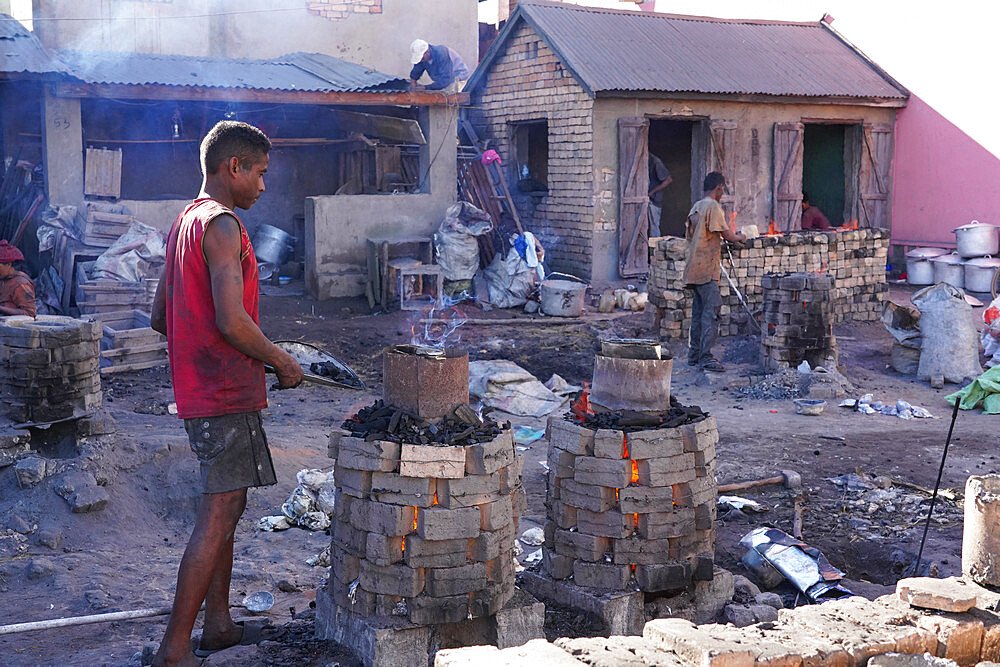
[760,272,836,372]
[649,229,890,340]
[543,415,717,593]
[305,0,383,21]
[324,428,526,627]
[0,315,102,423]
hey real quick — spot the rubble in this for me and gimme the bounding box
[260,468,337,532]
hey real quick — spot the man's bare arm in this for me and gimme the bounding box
[649,176,672,197]
[150,267,167,335]
[203,215,303,388]
[722,228,745,243]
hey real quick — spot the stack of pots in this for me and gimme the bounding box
[906,247,947,286]
[955,220,1000,293]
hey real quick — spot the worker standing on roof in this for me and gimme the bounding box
[409,39,470,94]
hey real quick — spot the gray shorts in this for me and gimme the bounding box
[184,411,277,494]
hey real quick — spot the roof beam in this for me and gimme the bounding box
[52,82,468,107]
[594,90,906,108]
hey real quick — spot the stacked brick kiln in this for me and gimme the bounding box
[0,315,102,423]
[649,229,890,340]
[760,272,836,372]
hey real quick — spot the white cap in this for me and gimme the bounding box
[410,39,429,65]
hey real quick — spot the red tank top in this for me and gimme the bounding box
[165,198,266,419]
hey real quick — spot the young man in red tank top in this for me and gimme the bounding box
[150,121,303,666]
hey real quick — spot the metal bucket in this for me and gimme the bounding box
[591,347,673,412]
[252,224,296,265]
[540,276,588,317]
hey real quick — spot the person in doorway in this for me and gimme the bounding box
[800,191,832,230]
[684,171,745,372]
[409,38,471,94]
[647,153,672,240]
[150,121,303,667]
[0,240,36,317]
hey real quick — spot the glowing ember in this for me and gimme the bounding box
[622,434,629,459]
[401,536,406,553]
[766,221,783,237]
[433,489,439,505]
[570,382,594,423]
[633,513,639,529]
[615,488,620,501]
[631,459,639,484]
[837,218,859,231]
[412,507,418,531]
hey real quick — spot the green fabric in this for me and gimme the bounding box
[946,365,1000,414]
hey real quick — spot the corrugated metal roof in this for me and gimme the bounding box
[472,0,906,101]
[56,49,408,93]
[0,14,70,76]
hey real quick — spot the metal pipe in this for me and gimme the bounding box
[0,606,174,635]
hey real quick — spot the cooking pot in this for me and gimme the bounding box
[930,253,965,289]
[954,220,999,258]
[540,274,588,317]
[252,224,296,266]
[906,247,947,285]
[964,256,1000,293]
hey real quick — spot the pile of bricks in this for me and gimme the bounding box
[649,229,890,340]
[305,0,383,20]
[0,315,102,423]
[323,427,526,627]
[761,272,836,371]
[542,414,717,593]
[437,576,1000,666]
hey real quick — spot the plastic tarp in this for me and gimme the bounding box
[912,283,982,387]
[947,366,1000,414]
[469,359,569,417]
[434,202,493,282]
[91,220,166,283]
[36,205,82,252]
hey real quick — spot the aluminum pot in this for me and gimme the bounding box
[540,275,588,317]
[252,224,296,265]
[905,247,947,285]
[954,220,999,258]
[930,253,966,289]
[964,256,1000,293]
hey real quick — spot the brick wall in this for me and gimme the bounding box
[305,0,382,20]
[472,22,596,277]
[649,229,890,340]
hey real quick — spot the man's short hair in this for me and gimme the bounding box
[200,121,271,176]
[703,171,725,192]
[802,191,810,204]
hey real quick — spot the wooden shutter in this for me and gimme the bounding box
[858,123,892,229]
[707,119,737,218]
[618,117,650,278]
[772,122,804,231]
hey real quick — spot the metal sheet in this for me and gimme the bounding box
[591,354,672,412]
[0,15,70,75]
[472,1,906,101]
[383,347,469,420]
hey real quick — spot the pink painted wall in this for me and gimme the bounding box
[892,94,1000,248]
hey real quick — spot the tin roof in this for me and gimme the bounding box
[0,14,70,76]
[470,0,907,102]
[56,49,408,93]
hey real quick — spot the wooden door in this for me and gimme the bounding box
[707,119,737,218]
[773,122,804,231]
[858,123,892,229]
[618,117,650,278]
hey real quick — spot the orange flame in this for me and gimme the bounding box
[837,218,859,231]
[433,489,439,505]
[766,221,783,237]
[615,488,620,501]
[622,434,629,459]
[571,382,594,423]
[729,211,738,234]
[633,513,639,529]
[401,536,406,553]
[631,459,639,484]
[412,507,418,531]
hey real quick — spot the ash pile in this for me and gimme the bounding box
[521,339,721,634]
[316,345,541,666]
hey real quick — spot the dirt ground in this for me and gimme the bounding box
[0,282,992,666]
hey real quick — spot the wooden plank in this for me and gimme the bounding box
[84,148,123,199]
[100,358,168,375]
[328,109,425,145]
[101,341,168,359]
[55,81,469,107]
[618,116,650,277]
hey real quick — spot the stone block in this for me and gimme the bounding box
[399,444,466,479]
[367,533,404,567]
[544,550,575,579]
[68,485,109,513]
[547,415,595,455]
[519,570,644,636]
[577,508,634,538]
[466,432,514,475]
[613,537,672,565]
[337,437,401,473]
[480,496,513,532]
[14,456,47,488]
[723,603,755,627]
[619,485,675,514]
[559,479,617,512]
[917,615,984,666]
[511,485,527,521]
[550,500,578,529]
[360,561,425,598]
[556,635,689,667]
[409,593,471,625]
[573,561,631,591]
[370,472,435,507]
[499,454,525,494]
[332,518,369,557]
[315,596,430,667]
[437,471,502,509]
[426,562,487,597]
[897,577,978,613]
[470,523,515,562]
[470,578,516,618]
[637,510,695,540]
[330,547,361,584]
[626,428,685,459]
[636,562,690,593]
[418,506,480,540]
[593,429,625,458]
[350,498,414,537]
[495,589,546,649]
[554,529,611,562]
[334,465,373,497]
[327,428,349,459]
[575,456,631,488]
[749,603,779,623]
[636,455,696,487]
[643,618,755,667]
[403,535,469,568]
[868,654,958,667]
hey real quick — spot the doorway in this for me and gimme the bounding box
[802,123,848,226]
[648,118,696,237]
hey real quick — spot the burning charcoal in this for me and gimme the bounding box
[564,392,707,433]
[310,361,350,382]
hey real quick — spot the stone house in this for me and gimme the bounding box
[466,0,909,284]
